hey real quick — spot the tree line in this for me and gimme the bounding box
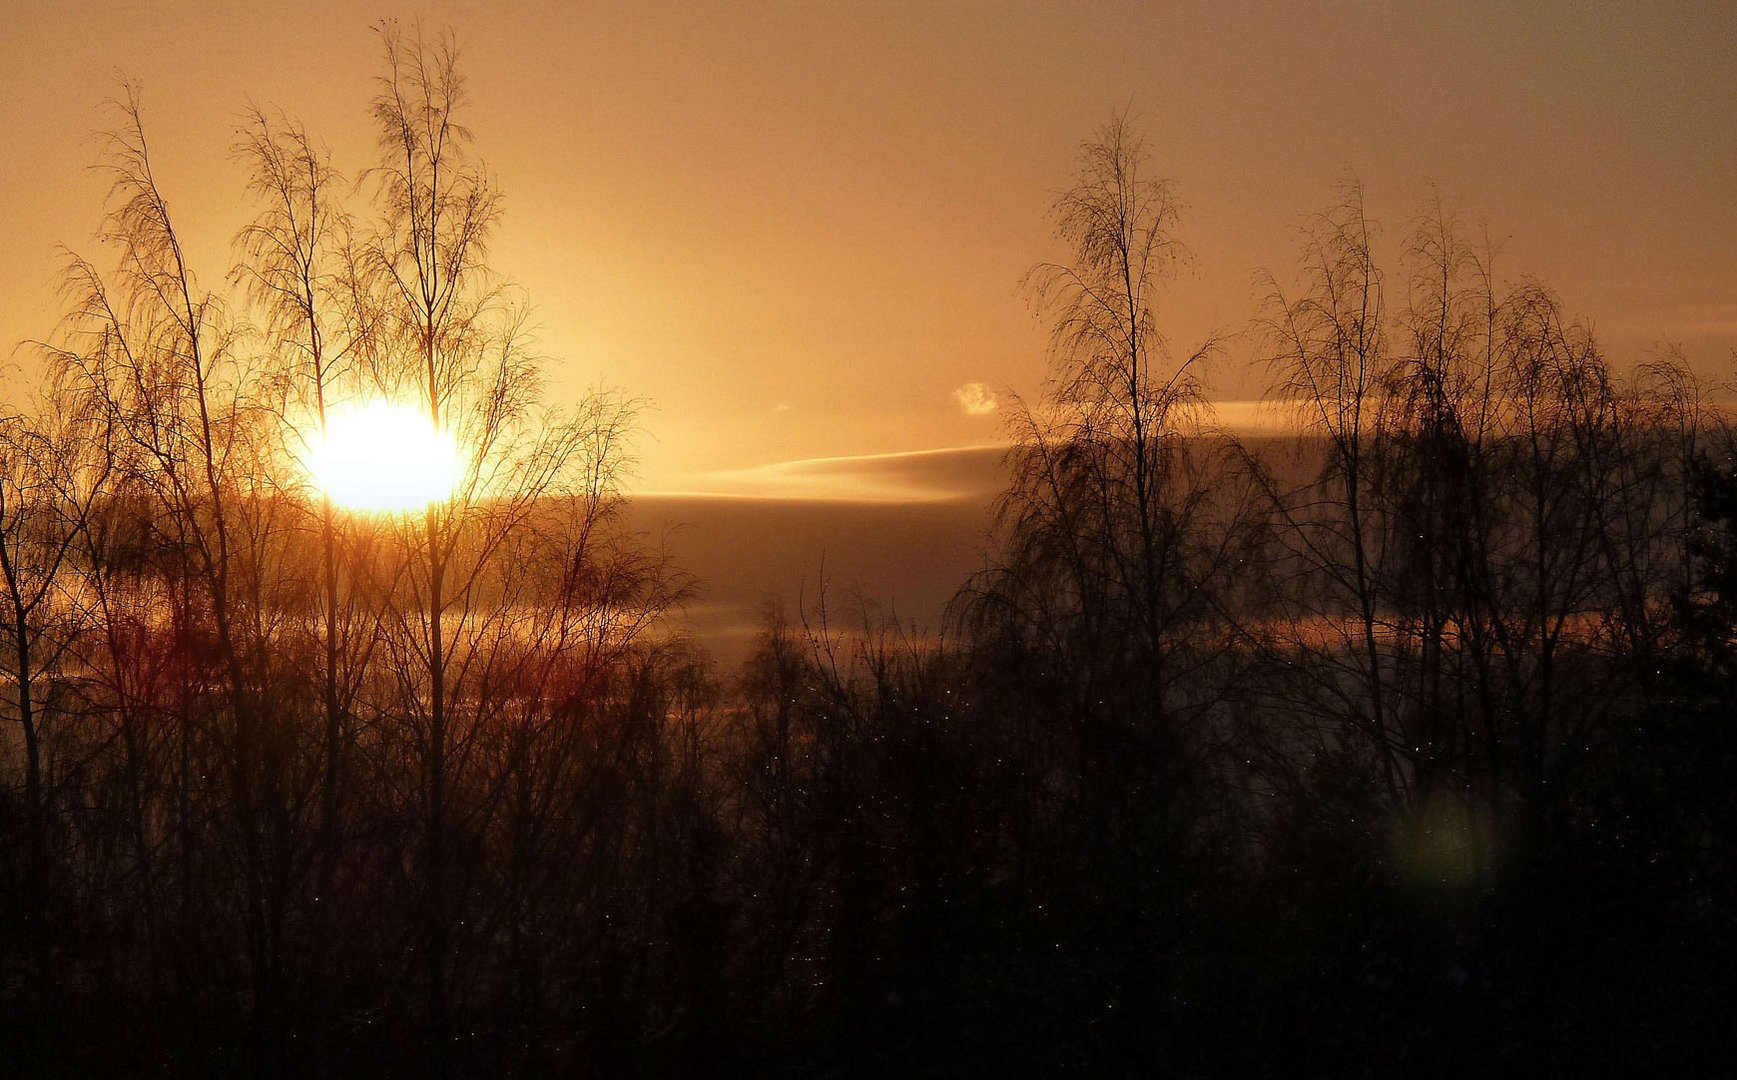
[3,26,1733,1078]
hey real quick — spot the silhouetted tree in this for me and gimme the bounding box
[958,114,1263,1075]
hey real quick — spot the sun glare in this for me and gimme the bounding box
[307,401,463,512]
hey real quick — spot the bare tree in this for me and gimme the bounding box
[45,83,316,1072]
[0,379,112,1013]
[959,113,1260,1074]
[357,22,667,1070]
[1250,185,1709,880]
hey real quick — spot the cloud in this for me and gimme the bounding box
[772,401,793,413]
[652,445,1007,503]
[951,381,998,416]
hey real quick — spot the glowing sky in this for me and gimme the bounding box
[3,0,1733,494]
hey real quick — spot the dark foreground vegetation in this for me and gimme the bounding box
[4,25,1734,1078]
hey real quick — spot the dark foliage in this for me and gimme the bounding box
[2,53,1733,1080]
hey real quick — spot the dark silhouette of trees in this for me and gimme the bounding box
[1,67,1732,1078]
[1249,185,1709,872]
[956,114,1265,1075]
[0,376,113,1043]
[1,23,689,1078]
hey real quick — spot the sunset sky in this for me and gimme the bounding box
[3,0,1734,502]
[6,7,1733,1065]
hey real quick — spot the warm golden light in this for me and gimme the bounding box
[307,401,462,511]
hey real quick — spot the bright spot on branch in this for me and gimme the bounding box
[952,381,998,416]
[306,401,462,512]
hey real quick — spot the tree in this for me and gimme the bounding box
[0,28,683,1073]
[49,84,309,1070]
[960,113,1260,1074]
[356,21,666,1072]
[0,384,111,1034]
[233,105,365,896]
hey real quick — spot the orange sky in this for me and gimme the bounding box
[3,0,1734,493]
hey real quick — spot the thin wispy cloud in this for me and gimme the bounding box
[649,445,1007,503]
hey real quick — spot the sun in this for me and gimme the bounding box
[306,401,463,512]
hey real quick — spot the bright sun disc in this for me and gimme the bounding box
[307,401,462,511]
